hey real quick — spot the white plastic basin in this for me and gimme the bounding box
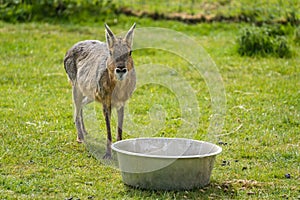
[112,138,222,190]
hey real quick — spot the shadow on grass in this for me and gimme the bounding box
[85,134,119,168]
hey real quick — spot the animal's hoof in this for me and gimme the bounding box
[77,137,84,143]
[102,153,112,159]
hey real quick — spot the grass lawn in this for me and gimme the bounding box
[114,0,300,24]
[0,15,299,199]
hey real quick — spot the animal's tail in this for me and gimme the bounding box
[64,50,77,84]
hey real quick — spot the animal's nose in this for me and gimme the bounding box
[115,68,127,74]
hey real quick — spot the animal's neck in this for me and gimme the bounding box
[107,68,117,90]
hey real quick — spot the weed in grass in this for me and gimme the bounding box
[237,26,292,58]
[294,26,300,44]
[275,36,292,58]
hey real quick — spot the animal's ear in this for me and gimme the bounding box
[105,23,115,49]
[124,23,136,48]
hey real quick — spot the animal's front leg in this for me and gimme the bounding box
[103,104,112,159]
[117,106,124,141]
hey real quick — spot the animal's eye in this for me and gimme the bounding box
[129,50,132,56]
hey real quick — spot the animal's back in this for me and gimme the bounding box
[64,40,109,99]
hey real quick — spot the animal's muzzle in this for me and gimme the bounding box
[116,68,127,74]
[115,67,128,80]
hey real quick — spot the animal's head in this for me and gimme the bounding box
[105,23,136,81]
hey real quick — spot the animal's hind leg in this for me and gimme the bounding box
[80,97,94,135]
[72,85,85,143]
[79,109,87,136]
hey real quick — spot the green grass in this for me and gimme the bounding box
[0,16,299,199]
[1,0,299,25]
[114,0,300,24]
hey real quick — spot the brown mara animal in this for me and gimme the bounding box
[64,23,136,159]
